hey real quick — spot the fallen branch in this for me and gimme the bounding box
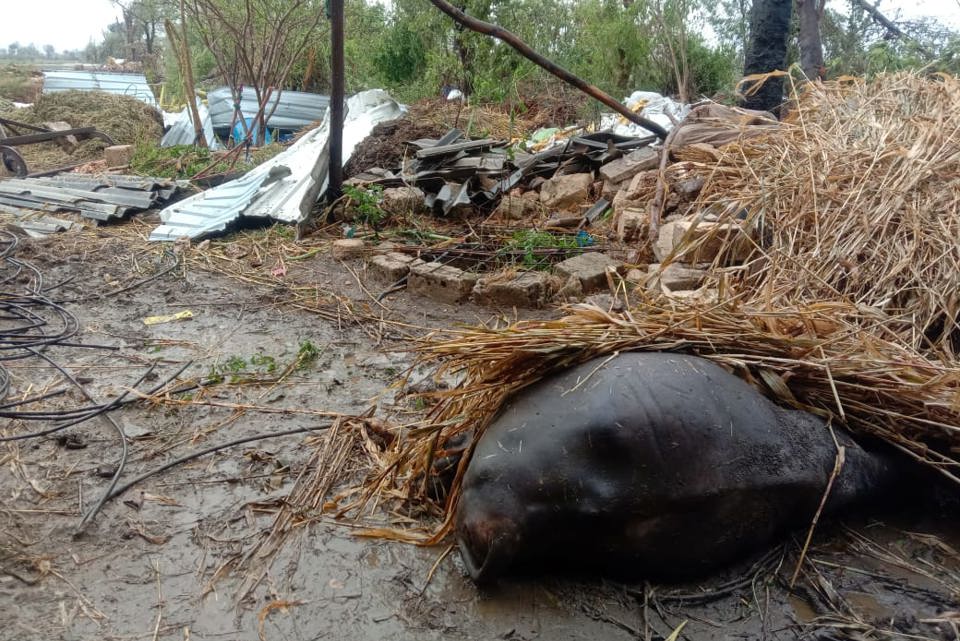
[424,0,668,140]
[851,0,934,57]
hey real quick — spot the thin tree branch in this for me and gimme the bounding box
[851,0,934,57]
[424,0,669,140]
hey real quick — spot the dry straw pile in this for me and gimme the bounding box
[354,72,960,540]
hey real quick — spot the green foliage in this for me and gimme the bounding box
[819,4,960,78]
[686,38,739,97]
[207,355,248,384]
[130,143,229,178]
[374,21,427,83]
[296,339,322,370]
[343,185,386,230]
[503,230,580,270]
[250,354,278,374]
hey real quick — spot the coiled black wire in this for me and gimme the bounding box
[0,229,186,532]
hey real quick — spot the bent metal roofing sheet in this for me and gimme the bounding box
[149,89,403,242]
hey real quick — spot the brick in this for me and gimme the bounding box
[616,207,647,242]
[380,186,425,215]
[653,220,753,263]
[495,193,528,220]
[540,172,593,211]
[104,144,134,167]
[554,252,623,293]
[408,261,477,304]
[369,252,417,281]
[331,238,365,260]
[472,271,550,308]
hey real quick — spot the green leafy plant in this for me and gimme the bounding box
[296,339,322,370]
[343,184,386,230]
[502,230,580,270]
[250,353,278,374]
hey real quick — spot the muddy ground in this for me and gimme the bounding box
[1,217,958,641]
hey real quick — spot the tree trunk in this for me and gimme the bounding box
[797,0,824,80]
[168,9,206,148]
[741,0,792,114]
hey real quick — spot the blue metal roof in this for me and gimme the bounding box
[206,87,330,131]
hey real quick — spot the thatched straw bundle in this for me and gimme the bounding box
[354,72,960,540]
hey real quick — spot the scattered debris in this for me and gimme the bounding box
[143,310,194,325]
[161,99,219,149]
[0,206,77,237]
[0,91,164,174]
[150,89,402,241]
[1,115,116,176]
[0,174,184,222]
[351,128,655,219]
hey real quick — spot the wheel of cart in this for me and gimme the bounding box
[0,117,116,177]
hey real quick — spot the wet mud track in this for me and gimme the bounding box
[0,230,957,641]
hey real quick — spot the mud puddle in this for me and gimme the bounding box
[0,229,957,641]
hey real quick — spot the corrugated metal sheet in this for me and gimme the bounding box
[0,174,184,222]
[150,89,403,242]
[42,70,159,108]
[161,101,220,149]
[207,87,329,131]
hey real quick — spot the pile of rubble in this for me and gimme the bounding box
[345,100,778,308]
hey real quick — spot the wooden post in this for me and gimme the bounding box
[327,0,345,204]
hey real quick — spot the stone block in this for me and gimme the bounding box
[369,252,417,281]
[612,169,658,215]
[331,238,365,260]
[598,147,659,184]
[555,275,583,301]
[540,172,593,211]
[554,252,623,293]
[667,288,719,305]
[653,220,753,263]
[495,194,528,220]
[647,262,708,291]
[472,271,550,308]
[601,179,624,201]
[408,261,478,304]
[104,144,134,167]
[616,207,647,242]
[380,186,425,215]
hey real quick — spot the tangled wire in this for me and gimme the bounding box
[0,230,189,532]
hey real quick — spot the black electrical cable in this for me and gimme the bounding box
[104,423,335,503]
[0,229,195,532]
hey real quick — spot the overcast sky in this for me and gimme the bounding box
[1,0,959,54]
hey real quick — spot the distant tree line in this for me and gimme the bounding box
[15,0,960,108]
[0,43,84,61]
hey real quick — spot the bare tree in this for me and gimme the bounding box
[186,0,328,144]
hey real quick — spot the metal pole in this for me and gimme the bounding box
[327,0,345,204]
